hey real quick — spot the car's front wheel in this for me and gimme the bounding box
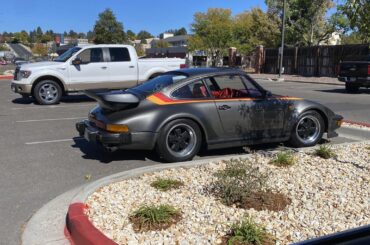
[289,110,325,147]
[156,119,202,162]
[33,80,62,105]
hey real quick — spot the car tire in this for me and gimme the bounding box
[345,83,359,93]
[33,80,62,105]
[288,110,325,148]
[156,119,202,163]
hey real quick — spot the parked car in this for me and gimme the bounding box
[338,55,370,92]
[76,68,343,162]
[10,44,186,104]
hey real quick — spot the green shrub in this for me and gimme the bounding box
[269,151,295,166]
[314,145,336,159]
[129,204,181,232]
[226,216,273,245]
[213,159,268,206]
[150,178,184,191]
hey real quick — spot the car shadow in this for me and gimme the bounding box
[315,88,370,94]
[12,94,95,105]
[72,137,161,164]
[72,137,315,164]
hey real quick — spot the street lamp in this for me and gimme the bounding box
[278,0,287,79]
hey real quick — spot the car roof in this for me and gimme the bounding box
[171,67,245,77]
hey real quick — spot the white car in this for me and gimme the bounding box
[11,44,186,104]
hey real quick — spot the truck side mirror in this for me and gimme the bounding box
[72,57,82,65]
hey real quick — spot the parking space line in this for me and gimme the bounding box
[25,137,84,145]
[11,104,95,110]
[16,117,86,123]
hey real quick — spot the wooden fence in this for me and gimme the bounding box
[263,44,369,77]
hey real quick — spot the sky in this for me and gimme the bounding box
[0,0,269,36]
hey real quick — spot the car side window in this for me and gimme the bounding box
[78,48,104,63]
[171,80,210,99]
[109,48,131,62]
[204,75,250,99]
[241,76,263,98]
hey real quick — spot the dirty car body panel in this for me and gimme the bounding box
[76,68,342,155]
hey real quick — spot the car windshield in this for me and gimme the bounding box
[54,47,81,62]
[129,73,188,97]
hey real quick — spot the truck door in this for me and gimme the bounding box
[68,48,109,90]
[106,47,138,89]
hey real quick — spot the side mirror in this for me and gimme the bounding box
[72,57,82,65]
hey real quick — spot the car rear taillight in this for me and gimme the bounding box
[180,64,186,69]
[368,64,370,75]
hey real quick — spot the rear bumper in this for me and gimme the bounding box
[11,82,32,94]
[338,76,370,85]
[327,114,343,138]
[76,120,157,150]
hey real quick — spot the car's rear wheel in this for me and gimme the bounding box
[156,119,202,162]
[345,83,359,93]
[33,80,62,105]
[289,110,324,147]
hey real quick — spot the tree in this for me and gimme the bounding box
[165,27,188,36]
[337,0,370,43]
[153,40,171,48]
[233,8,280,53]
[86,31,94,41]
[93,8,126,44]
[137,30,153,40]
[13,31,29,44]
[126,30,136,40]
[188,8,233,66]
[32,43,48,56]
[140,39,147,44]
[265,0,335,45]
[68,30,78,38]
[135,44,145,56]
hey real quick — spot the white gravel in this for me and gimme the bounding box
[86,142,370,245]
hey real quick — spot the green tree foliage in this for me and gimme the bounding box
[189,8,234,66]
[126,30,136,40]
[93,9,126,44]
[265,0,335,45]
[137,30,153,40]
[165,27,188,36]
[32,43,48,56]
[13,31,29,44]
[338,0,370,43]
[233,8,280,53]
[153,40,171,48]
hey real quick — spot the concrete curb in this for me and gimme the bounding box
[65,139,370,245]
[0,75,13,80]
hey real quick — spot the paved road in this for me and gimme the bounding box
[256,79,370,123]
[8,43,32,59]
[0,79,369,245]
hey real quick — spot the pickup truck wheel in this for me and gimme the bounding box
[288,110,324,148]
[156,119,202,163]
[345,83,359,93]
[34,80,62,105]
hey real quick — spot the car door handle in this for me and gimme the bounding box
[129,66,135,68]
[101,66,107,69]
[218,105,231,110]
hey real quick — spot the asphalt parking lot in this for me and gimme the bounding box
[0,78,369,245]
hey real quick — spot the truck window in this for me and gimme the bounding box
[78,48,104,63]
[109,48,131,62]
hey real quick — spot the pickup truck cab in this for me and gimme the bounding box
[338,56,370,92]
[11,44,185,104]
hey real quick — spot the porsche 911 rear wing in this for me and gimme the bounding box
[83,90,140,111]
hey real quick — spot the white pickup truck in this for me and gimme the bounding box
[11,44,186,104]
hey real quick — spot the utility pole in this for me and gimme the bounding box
[278,0,287,79]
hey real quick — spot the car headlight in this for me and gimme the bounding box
[20,70,31,78]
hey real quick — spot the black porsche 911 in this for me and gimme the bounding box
[76,68,343,162]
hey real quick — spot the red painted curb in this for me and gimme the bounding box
[0,75,13,80]
[343,120,370,128]
[66,203,118,245]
